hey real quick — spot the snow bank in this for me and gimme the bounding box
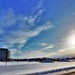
[0,61,75,75]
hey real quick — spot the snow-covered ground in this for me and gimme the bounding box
[0,61,75,75]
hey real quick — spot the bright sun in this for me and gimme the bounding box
[67,34,75,47]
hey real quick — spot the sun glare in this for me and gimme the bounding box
[67,34,75,47]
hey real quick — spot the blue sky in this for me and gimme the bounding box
[0,0,75,58]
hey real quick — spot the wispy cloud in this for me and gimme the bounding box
[35,0,44,10]
[13,44,54,59]
[24,9,44,26]
[39,43,47,46]
[32,0,44,14]
[0,8,16,27]
[5,22,53,49]
[48,47,75,58]
[0,8,54,57]
[71,12,75,16]
[58,47,75,56]
[31,0,45,22]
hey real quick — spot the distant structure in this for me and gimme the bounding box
[0,48,10,61]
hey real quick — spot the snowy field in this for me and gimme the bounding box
[0,61,75,75]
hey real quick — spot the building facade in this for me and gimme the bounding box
[0,48,10,61]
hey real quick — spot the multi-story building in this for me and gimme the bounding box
[0,48,10,61]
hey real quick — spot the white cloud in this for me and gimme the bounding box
[11,49,18,55]
[39,43,47,46]
[48,47,75,58]
[13,44,54,59]
[10,49,22,58]
[32,0,44,14]
[24,0,44,26]
[58,47,75,55]
[0,8,16,27]
[0,8,54,58]
[4,21,53,50]
[31,0,44,23]
[28,9,44,25]
[36,0,43,10]
[19,40,75,58]
[14,50,45,59]
[38,44,54,52]
[6,46,75,59]
[43,44,54,50]
[71,12,75,16]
